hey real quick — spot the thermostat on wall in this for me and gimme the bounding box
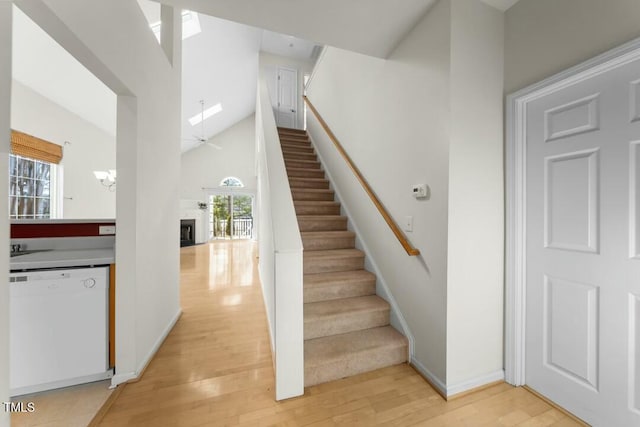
[412,184,429,199]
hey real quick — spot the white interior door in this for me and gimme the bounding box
[277,67,297,129]
[525,55,640,426]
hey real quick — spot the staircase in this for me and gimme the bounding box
[278,127,408,387]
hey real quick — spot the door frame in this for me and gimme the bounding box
[277,66,298,129]
[206,189,255,240]
[505,37,640,386]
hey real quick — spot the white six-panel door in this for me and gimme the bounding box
[276,66,297,129]
[525,54,640,426]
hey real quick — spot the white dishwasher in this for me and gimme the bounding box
[10,266,112,396]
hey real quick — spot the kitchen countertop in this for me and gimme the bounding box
[10,248,115,271]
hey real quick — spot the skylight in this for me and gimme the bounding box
[189,103,223,126]
[150,10,201,42]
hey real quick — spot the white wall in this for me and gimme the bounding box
[505,0,640,93]
[181,114,257,199]
[0,4,11,426]
[259,52,314,130]
[11,0,183,385]
[306,0,452,385]
[11,80,116,219]
[446,0,504,389]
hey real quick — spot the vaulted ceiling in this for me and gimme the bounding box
[151,0,521,59]
[152,0,438,59]
[12,0,521,153]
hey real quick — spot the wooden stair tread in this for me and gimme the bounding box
[288,177,330,189]
[298,216,347,232]
[287,167,323,174]
[288,177,329,184]
[280,134,310,141]
[281,146,314,153]
[285,158,320,165]
[283,152,317,159]
[280,139,311,145]
[297,215,346,220]
[294,201,341,215]
[291,188,335,201]
[278,127,306,134]
[287,169,326,179]
[294,201,339,207]
[281,141,311,147]
[292,188,334,193]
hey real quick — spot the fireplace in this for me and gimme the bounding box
[180,219,196,247]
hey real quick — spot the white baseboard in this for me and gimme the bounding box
[135,309,182,377]
[111,308,182,387]
[110,372,135,387]
[446,370,505,397]
[411,357,447,397]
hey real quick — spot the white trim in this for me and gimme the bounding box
[446,370,505,397]
[110,371,136,387]
[276,66,298,129]
[412,359,503,398]
[505,36,640,386]
[136,308,182,377]
[307,130,415,358]
[305,45,328,92]
[411,358,446,397]
[111,308,182,388]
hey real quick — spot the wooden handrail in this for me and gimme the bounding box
[303,96,420,256]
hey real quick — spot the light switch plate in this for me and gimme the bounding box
[404,216,413,232]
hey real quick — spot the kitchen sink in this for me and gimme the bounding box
[10,249,52,258]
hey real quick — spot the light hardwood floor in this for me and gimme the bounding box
[97,240,582,426]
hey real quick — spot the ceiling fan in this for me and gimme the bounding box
[183,100,223,150]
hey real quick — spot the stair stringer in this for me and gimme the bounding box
[305,132,415,360]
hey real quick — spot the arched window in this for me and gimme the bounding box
[220,176,243,188]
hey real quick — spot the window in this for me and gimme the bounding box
[150,10,201,42]
[220,177,243,188]
[9,154,56,219]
